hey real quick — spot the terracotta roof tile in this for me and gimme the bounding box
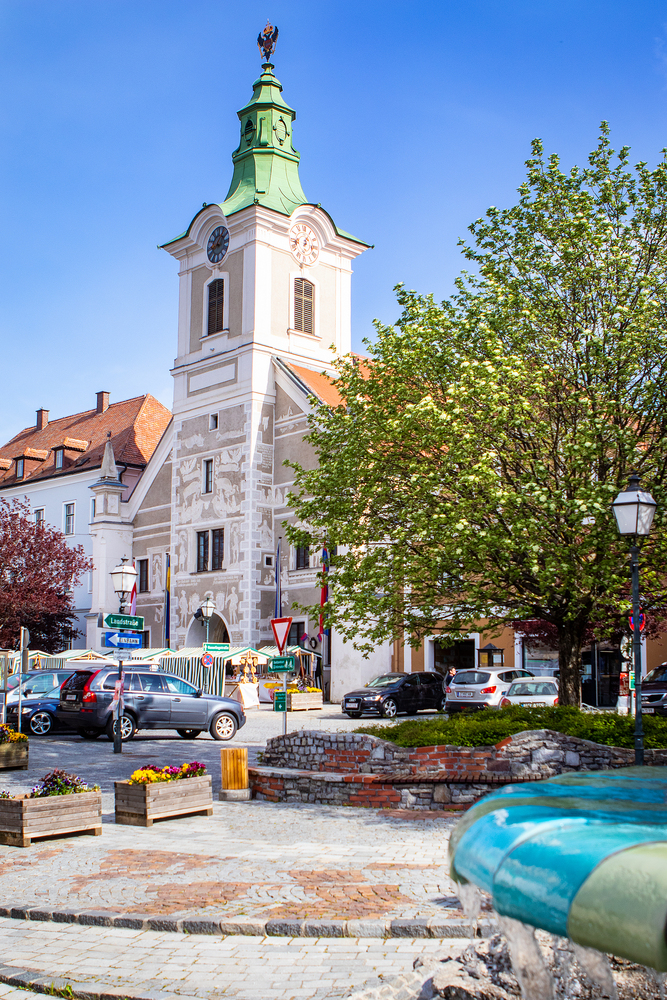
[0,394,171,488]
[282,355,371,409]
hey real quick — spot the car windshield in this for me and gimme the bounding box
[645,664,667,684]
[366,675,402,688]
[508,682,557,696]
[452,671,491,686]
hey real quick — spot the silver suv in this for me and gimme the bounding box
[445,666,534,712]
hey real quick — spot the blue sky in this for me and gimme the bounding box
[1,0,667,438]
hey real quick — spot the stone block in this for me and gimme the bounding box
[532,746,564,764]
[564,751,580,766]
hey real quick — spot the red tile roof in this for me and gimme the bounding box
[0,394,171,488]
[284,355,370,409]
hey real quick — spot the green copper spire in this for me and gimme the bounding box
[222,62,309,218]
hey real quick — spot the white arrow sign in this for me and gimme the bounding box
[271,616,293,654]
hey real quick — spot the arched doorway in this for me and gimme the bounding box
[185,611,230,648]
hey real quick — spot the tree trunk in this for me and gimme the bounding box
[557,624,584,707]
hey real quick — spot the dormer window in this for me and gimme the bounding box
[207,279,225,335]
[54,448,64,470]
[294,278,314,334]
[16,458,24,479]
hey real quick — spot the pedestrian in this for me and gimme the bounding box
[444,666,457,688]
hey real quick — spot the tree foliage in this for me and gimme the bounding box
[0,498,92,653]
[287,127,667,705]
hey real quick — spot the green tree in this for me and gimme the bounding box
[287,127,667,706]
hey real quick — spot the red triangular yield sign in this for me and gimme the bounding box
[271,616,293,654]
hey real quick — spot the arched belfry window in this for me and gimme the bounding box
[207,279,225,335]
[294,278,314,334]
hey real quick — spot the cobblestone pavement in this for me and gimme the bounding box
[0,918,469,1000]
[0,797,471,926]
[0,984,45,1000]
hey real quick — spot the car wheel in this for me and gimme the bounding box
[79,728,102,740]
[210,712,238,741]
[177,729,201,739]
[105,713,136,742]
[345,711,362,719]
[381,698,398,719]
[29,711,53,736]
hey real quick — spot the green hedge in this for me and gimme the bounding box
[355,705,667,749]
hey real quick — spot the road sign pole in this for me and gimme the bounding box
[113,659,123,755]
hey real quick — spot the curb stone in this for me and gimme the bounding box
[0,905,493,939]
[0,964,195,1000]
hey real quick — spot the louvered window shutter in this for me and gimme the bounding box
[294,278,314,334]
[207,280,225,335]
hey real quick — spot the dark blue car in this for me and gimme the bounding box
[6,691,64,735]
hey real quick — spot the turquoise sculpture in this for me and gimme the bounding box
[449,767,667,971]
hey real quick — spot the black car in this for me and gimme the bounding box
[641,661,667,717]
[6,691,65,736]
[341,672,446,718]
[56,665,246,741]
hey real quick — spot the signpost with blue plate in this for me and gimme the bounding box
[104,631,143,649]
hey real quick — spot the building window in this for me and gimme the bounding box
[207,279,225,335]
[64,503,75,535]
[54,448,64,470]
[34,508,45,526]
[294,278,314,334]
[288,622,306,647]
[295,545,310,570]
[141,630,150,648]
[203,458,213,494]
[90,498,96,520]
[211,528,224,570]
[264,554,273,568]
[197,530,209,572]
[15,458,24,479]
[138,559,149,593]
[209,413,218,431]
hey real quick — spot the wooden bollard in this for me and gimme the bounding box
[219,747,251,801]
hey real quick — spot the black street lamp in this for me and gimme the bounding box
[612,474,657,765]
[198,597,216,645]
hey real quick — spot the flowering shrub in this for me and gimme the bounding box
[0,723,28,745]
[0,790,12,798]
[30,769,99,797]
[128,761,207,785]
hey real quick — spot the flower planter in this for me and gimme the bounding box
[286,691,323,712]
[114,774,213,827]
[0,791,102,848]
[0,741,28,770]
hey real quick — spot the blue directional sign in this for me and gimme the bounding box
[104,631,143,649]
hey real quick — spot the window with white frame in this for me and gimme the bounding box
[64,503,75,535]
[34,508,45,526]
[15,458,24,479]
[196,528,224,572]
[54,448,64,470]
[295,545,310,570]
[209,413,219,431]
[207,279,225,335]
[294,278,314,334]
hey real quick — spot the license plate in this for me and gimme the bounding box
[66,694,76,700]
[346,700,359,708]
[520,701,546,707]
[643,707,656,714]
[457,691,473,698]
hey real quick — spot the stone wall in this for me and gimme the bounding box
[261,728,667,780]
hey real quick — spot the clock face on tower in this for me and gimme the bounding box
[289,223,320,266]
[207,226,230,264]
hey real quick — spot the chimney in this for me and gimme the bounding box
[36,408,49,431]
[96,391,110,414]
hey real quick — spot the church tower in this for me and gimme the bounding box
[161,30,369,651]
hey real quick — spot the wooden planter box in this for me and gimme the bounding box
[0,741,28,771]
[0,791,102,848]
[115,774,213,828]
[286,691,324,712]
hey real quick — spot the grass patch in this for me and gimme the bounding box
[355,705,667,749]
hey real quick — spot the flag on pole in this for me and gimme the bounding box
[129,561,137,616]
[164,553,171,648]
[274,538,282,619]
[319,547,329,641]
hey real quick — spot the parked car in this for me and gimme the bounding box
[5,686,70,735]
[5,670,75,706]
[499,677,559,708]
[0,672,31,707]
[640,661,667,717]
[341,672,446,719]
[56,665,246,741]
[445,667,534,712]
